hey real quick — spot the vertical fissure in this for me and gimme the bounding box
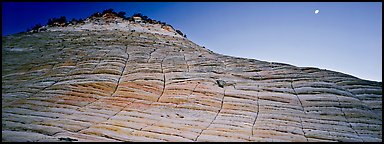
[194,88,225,141]
[290,81,309,142]
[76,46,129,110]
[186,82,200,100]
[74,46,131,133]
[334,94,364,142]
[92,50,112,70]
[111,46,129,96]
[146,48,156,63]
[249,72,261,140]
[156,57,167,102]
[251,97,259,137]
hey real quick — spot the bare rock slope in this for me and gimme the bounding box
[2,14,382,142]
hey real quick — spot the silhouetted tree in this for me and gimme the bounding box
[27,23,42,33]
[47,18,54,26]
[159,21,166,25]
[102,8,116,15]
[34,23,42,29]
[78,18,84,23]
[70,18,78,24]
[142,15,148,21]
[47,16,67,26]
[117,11,126,19]
[58,16,67,24]
[176,30,184,36]
[133,13,143,17]
[91,12,102,17]
[127,16,134,21]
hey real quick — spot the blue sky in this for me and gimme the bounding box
[2,2,382,82]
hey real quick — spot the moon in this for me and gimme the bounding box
[315,9,320,14]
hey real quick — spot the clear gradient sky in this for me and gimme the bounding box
[2,2,382,82]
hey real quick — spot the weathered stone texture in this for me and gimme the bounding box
[2,25,382,142]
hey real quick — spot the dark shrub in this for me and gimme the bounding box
[176,30,184,36]
[47,18,54,26]
[142,15,148,21]
[27,23,42,33]
[58,16,67,25]
[32,24,42,30]
[78,18,84,24]
[133,13,143,17]
[117,11,126,19]
[91,12,102,17]
[127,16,133,21]
[47,16,67,26]
[70,18,78,25]
[102,8,115,15]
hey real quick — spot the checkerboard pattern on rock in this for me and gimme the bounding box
[2,23,382,142]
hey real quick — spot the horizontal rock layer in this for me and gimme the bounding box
[2,30,382,142]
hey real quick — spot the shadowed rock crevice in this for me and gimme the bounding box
[112,47,130,95]
[250,97,259,137]
[194,88,226,142]
[156,57,167,102]
[291,80,309,142]
[333,93,364,142]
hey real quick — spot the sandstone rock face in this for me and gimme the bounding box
[2,23,382,142]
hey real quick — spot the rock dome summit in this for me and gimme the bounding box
[2,9,382,142]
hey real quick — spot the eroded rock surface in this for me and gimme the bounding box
[2,23,382,142]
